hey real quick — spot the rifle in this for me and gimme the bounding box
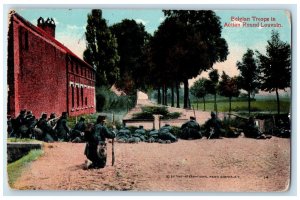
[227,113,248,120]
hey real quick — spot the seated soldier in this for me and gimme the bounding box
[180,116,202,139]
[158,124,177,143]
[24,111,38,139]
[55,112,70,142]
[13,109,27,138]
[70,117,86,143]
[84,115,116,169]
[116,126,131,143]
[203,112,225,139]
[48,112,58,128]
[36,113,55,142]
[243,116,270,139]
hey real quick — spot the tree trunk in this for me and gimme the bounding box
[229,96,232,114]
[248,90,251,116]
[162,85,165,105]
[214,93,217,112]
[276,88,280,115]
[196,99,198,110]
[203,97,206,111]
[165,85,168,106]
[183,79,189,109]
[157,87,161,104]
[171,83,174,107]
[176,81,180,108]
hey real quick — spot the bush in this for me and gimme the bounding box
[96,86,136,112]
[132,106,181,120]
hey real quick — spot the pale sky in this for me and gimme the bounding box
[15,9,291,89]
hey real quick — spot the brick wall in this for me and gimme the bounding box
[7,14,96,118]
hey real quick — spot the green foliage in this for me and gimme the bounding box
[7,138,41,143]
[191,99,290,113]
[132,106,181,120]
[110,19,151,93]
[256,31,291,115]
[190,78,208,99]
[95,86,136,112]
[84,9,120,87]
[7,149,43,187]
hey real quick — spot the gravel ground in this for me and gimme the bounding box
[12,136,290,192]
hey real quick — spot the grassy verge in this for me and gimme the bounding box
[7,149,44,188]
[7,138,41,143]
[191,99,290,113]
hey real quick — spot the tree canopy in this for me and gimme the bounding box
[83,9,120,87]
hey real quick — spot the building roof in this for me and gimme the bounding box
[11,11,95,71]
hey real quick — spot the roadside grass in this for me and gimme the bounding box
[7,149,44,188]
[7,138,41,143]
[191,99,290,113]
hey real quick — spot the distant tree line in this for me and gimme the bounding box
[190,30,291,115]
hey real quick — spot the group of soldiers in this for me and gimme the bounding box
[8,109,288,170]
[116,124,177,144]
[7,109,85,143]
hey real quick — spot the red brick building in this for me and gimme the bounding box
[7,12,96,118]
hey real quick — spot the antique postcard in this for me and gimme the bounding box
[5,7,292,193]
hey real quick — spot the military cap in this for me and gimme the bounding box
[211,112,216,117]
[139,125,144,129]
[97,115,106,123]
[20,109,26,115]
[190,116,196,120]
[41,113,48,118]
[79,117,85,121]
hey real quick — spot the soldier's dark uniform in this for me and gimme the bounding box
[243,117,270,139]
[180,116,202,139]
[55,112,70,141]
[116,126,131,143]
[36,113,55,142]
[24,111,38,138]
[14,109,27,138]
[147,129,159,143]
[84,115,116,169]
[128,125,146,143]
[158,124,177,143]
[70,117,86,143]
[203,112,225,139]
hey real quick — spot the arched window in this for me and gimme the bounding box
[71,85,74,108]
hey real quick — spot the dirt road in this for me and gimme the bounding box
[13,137,290,192]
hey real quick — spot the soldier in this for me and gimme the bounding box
[55,112,70,141]
[203,112,225,139]
[24,111,38,138]
[36,113,55,142]
[13,109,27,138]
[116,126,131,143]
[180,116,202,139]
[243,116,270,139]
[147,129,159,143]
[48,112,57,128]
[7,115,14,137]
[84,115,116,169]
[158,124,177,143]
[128,125,146,143]
[70,117,86,143]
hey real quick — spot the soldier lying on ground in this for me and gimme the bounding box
[180,116,202,139]
[116,126,131,143]
[157,124,178,143]
[128,125,146,143]
[203,112,225,139]
[84,115,116,169]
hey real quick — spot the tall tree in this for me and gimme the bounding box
[190,78,209,111]
[218,72,240,113]
[163,10,229,108]
[110,19,151,94]
[206,69,220,113]
[256,31,291,115]
[83,9,120,87]
[237,49,260,115]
